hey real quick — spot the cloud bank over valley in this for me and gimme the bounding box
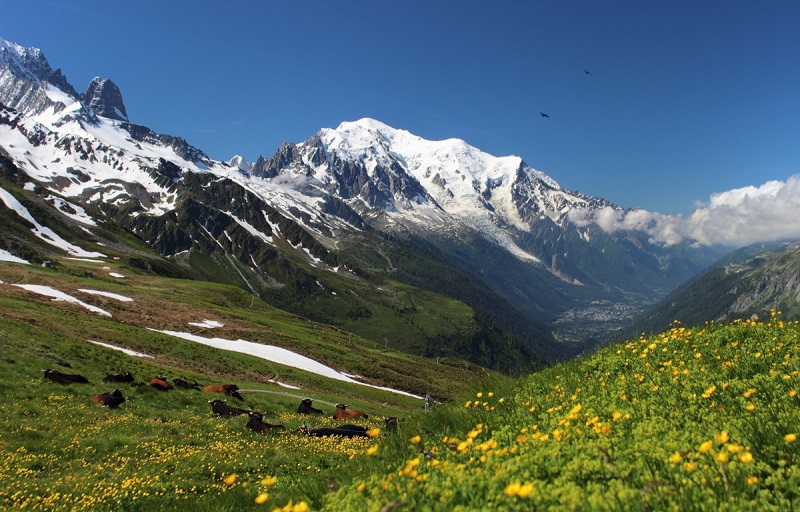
[570,174,800,247]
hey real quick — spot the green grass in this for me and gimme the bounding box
[6,257,800,510]
[320,313,800,511]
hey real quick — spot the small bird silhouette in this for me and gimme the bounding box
[584,69,592,75]
[540,112,550,118]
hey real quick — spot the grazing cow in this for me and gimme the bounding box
[103,372,134,383]
[149,376,173,391]
[246,411,285,433]
[92,389,126,409]
[173,378,200,390]
[298,422,369,438]
[43,369,89,385]
[297,398,324,415]
[383,416,400,432]
[208,399,250,418]
[333,403,368,420]
[202,383,243,401]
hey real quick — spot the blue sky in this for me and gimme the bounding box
[2,0,799,217]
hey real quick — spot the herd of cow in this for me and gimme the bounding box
[43,368,399,438]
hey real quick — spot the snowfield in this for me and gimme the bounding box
[88,339,154,359]
[11,284,112,317]
[152,329,423,399]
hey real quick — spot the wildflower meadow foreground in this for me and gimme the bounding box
[324,312,800,511]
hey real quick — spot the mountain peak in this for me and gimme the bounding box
[0,37,48,81]
[82,77,128,121]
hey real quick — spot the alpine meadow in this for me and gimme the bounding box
[3,6,800,510]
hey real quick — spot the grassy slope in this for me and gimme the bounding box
[320,315,800,511]
[4,254,800,511]
[0,257,502,510]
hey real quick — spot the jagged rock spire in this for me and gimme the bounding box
[83,77,128,121]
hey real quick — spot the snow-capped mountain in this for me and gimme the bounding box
[0,36,720,358]
[246,118,621,268]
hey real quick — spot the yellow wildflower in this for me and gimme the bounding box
[743,388,756,398]
[223,473,237,485]
[682,461,696,472]
[366,445,378,456]
[738,451,753,463]
[366,428,381,438]
[504,482,522,496]
[698,440,713,453]
[518,483,534,498]
[255,493,269,505]
[785,433,797,443]
[715,431,730,444]
[410,435,421,444]
[714,452,729,463]
[747,476,759,485]
[701,385,716,398]
[261,476,277,487]
[668,452,683,464]
[357,481,366,492]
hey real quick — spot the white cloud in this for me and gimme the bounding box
[569,174,800,247]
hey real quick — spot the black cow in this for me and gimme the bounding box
[173,378,200,390]
[43,369,89,385]
[245,411,285,433]
[299,422,369,438]
[92,389,126,409]
[298,398,324,415]
[383,416,400,432]
[208,399,250,418]
[103,372,134,383]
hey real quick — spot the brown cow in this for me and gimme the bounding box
[333,403,368,420]
[43,369,89,385]
[208,399,250,418]
[149,376,173,391]
[202,383,243,400]
[92,389,126,409]
[245,411,285,433]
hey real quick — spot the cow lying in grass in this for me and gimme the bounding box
[333,403,368,420]
[208,399,250,418]
[202,383,243,400]
[103,372,134,383]
[149,376,173,391]
[298,422,369,438]
[298,398,324,415]
[43,369,89,385]
[246,411,285,433]
[173,378,200,390]
[92,389,126,409]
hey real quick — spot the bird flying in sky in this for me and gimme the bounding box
[540,112,550,118]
